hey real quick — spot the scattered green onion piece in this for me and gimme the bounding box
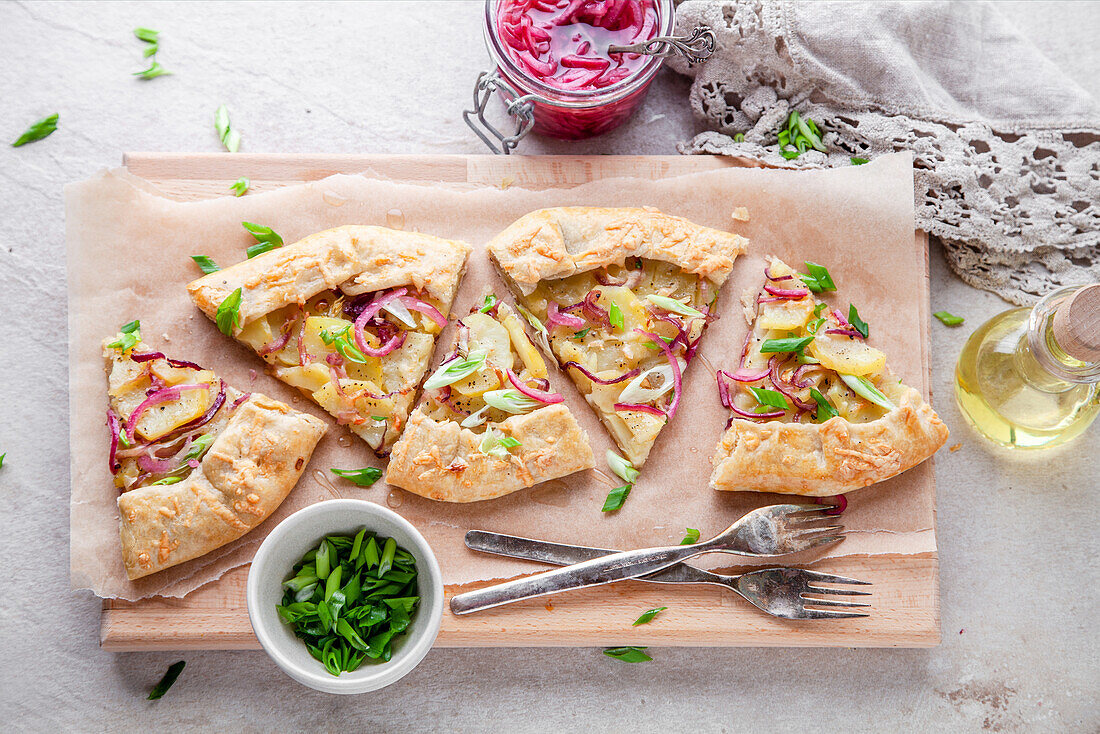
[133,27,159,43]
[12,113,59,147]
[242,221,284,258]
[424,349,488,390]
[498,435,522,449]
[760,336,814,353]
[149,476,183,486]
[182,433,216,462]
[606,449,639,484]
[215,288,243,336]
[190,255,219,274]
[330,467,383,487]
[810,388,839,421]
[0,454,5,469]
[679,528,700,545]
[934,310,965,326]
[644,294,705,319]
[479,295,497,313]
[601,484,632,512]
[749,387,789,411]
[603,646,652,663]
[107,319,142,351]
[802,261,836,292]
[482,389,541,414]
[850,157,869,165]
[147,661,185,700]
[632,607,668,626]
[848,304,870,338]
[839,374,895,410]
[214,104,240,152]
[608,301,624,330]
[134,61,170,80]
[573,328,590,340]
[230,177,250,196]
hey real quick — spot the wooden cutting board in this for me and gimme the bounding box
[100,154,939,650]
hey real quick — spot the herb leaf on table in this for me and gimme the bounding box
[147,660,185,700]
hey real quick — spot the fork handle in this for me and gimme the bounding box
[450,540,710,615]
[464,530,725,586]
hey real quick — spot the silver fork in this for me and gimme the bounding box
[465,531,871,620]
[450,504,845,615]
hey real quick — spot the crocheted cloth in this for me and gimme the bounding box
[668,0,1100,304]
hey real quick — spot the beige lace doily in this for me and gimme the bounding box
[669,0,1100,304]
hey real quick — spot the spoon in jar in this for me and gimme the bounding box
[608,26,716,63]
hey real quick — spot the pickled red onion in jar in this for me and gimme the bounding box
[496,0,660,92]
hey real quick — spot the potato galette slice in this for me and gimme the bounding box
[387,297,595,502]
[103,322,326,580]
[488,207,747,468]
[710,257,948,496]
[188,225,471,455]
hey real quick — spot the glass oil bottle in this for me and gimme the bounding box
[955,284,1100,449]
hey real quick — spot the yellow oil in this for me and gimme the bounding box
[955,308,1099,449]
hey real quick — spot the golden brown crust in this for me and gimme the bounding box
[709,385,948,496]
[487,207,747,294]
[386,403,595,502]
[187,225,472,328]
[117,394,327,579]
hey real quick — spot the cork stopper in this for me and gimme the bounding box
[1052,284,1100,362]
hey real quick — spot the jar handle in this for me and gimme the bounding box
[463,71,537,155]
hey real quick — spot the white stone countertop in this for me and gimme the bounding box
[1,2,1097,731]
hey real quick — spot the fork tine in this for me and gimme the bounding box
[799,596,872,609]
[794,525,845,539]
[800,534,845,549]
[788,504,832,514]
[799,570,873,585]
[806,584,873,596]
[797,608,871,620]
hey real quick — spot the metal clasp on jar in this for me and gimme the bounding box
[463,71,538,155]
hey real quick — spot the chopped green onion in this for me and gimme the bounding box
[479,295,497,313]
[498,435,521,449]
[606,449,639,484]
[679,528,700,545]
[603,646,651,663]
[107,319,142,351]
[182,433,216,462]
[0,454,5,469]
[934,310,965,326]
[424,349,488,390]
[214,104,240,152]
[749,387,789,411]
[632,607,667,626]
[216,288,243,336]
[850,157,869,165]
[147,661,185,700]
[572,328,590,340]
[848,304,870,338]
[801,261,836,292]
[644,294,705,319]
[230,177,250,197]
[150,476,183,486]
[760,336,814,353]
[601,484,632,512]
[331,467,383,487]
[190,255,220,274]
[242,221,284,258]
[460,406,488,429]
[133,27,159,43]
[12,113,59,147]
[133,61,170,80]
[482,389,540,414]
[810,388,839,421]
[478,427,515,459]
[608,301,624,330]
[839,374,895,410]
[733,132,745,143]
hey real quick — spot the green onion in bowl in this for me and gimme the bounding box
[276,528,420,676]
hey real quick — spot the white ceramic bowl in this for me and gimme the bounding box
[246,499,443,694]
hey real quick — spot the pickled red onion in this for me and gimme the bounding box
[635,328,682,418]
[763,284,811,299]
[547,301,585,329]
[125,384,212,442]
[613,402,668,419]
[398,296,447,328]
[562,361,639,385]
[107,410,121,471]
[506,369,564,404]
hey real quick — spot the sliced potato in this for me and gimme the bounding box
[302,316,360,358]
[238,315,274,353]
[597,286,647,333]
[313,379,394,421]
[276,363,332,394]
[808,332,886,376]
[501,311,547,379]
[463,312,513,370]
[451,367,502,397]
[757,297,815,330]
[134,386,213,441]
[381,331,435,392]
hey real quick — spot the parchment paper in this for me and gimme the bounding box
[67,153,936,601]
